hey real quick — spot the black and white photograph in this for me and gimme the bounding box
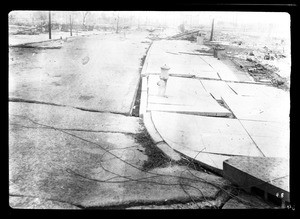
[8,10,292,210]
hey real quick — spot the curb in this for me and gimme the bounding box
[142,112,181,162]
[9,38,63,48]
[129,40,154,116]
[129,75,142,116]
[140,41,154,77]
[138,40,168,151]
[138,39,233,175]
[143,110,226,175]
[139,39,223,170]
[139,76,148,118]
[139,40,154,118]
[143,112,164,144]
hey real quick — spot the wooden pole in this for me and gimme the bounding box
[48,11,51,39]
[210,18,214,41]
[70,14,72,36]
[116,13,120,33]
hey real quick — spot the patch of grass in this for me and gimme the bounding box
[140,55,146,67]
[133,131,171,171]
[132,130,213,173]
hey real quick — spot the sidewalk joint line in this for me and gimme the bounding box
[237,119,266,157]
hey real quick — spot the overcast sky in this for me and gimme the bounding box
[10,11,290,24]
[105,11,290,25]
[9,11,290,33]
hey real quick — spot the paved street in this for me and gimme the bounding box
[10,101,236,209]
[9,32,149,114]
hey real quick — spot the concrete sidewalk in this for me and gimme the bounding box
[140,39,290,205]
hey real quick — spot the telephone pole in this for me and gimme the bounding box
[48,11,51,39]
[116,13,120,33]
[210,18,214,41]
[70,14,72,36]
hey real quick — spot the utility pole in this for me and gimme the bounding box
[48,11,51,39]
[116,13,120,33]
[137,14,140,30]
[210,18,214,41]
[70,14,72,36]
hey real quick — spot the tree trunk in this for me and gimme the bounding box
[48,11,51,39]
[70,15,72,36]
[210,19,214,41]
[82,12,89,30]
[116,14,120,33]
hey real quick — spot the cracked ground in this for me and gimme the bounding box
[9,101,235,209]
[9,31,270,209]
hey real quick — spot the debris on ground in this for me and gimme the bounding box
[165,30,200,41]
[9,25,40,35]
[81,56,90,65]
[196,25,290,90]
[214,45,225,50]
[10,40,64,49]
[226,53,288,88]
[201,30,290,90]
[232,40,243,46]
[141,40,152,44]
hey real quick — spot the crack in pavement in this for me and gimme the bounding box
[87,189,233,209]
[9,194,223,209]
[9,123,137,135]
[85,199,214,209]
[9,100,236,209]
[10,115,229,188]
[9,97,131,116]
[9,193,83,209]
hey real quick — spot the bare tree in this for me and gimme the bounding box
[82,11,90,30]
[210,18,214,41]
[48,11,51,39]
[116,13,120,33]
[70,13,72,36]
[34,11,48,24]
[178,23,185,33]
[8,12,16,24]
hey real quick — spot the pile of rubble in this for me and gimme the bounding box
[146,29,203,42]
[212,31,290,88]
[226,49,288,87]
[165,29,200,40]
[9,25,40,35]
